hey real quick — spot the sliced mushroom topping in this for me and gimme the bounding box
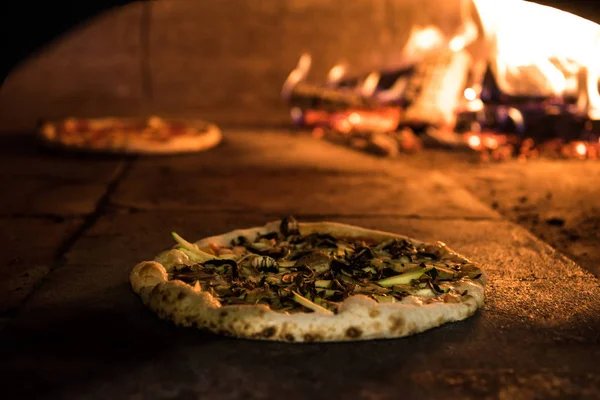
[169,217,483,313]
[280,215,300,237]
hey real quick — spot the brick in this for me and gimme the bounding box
[1,210,598,399]
[148,0,396,126]
[0,3,144,132]
[0,134,123,182]
[111,130,496,219]
[0,217,81,314]
[0,176,110,216]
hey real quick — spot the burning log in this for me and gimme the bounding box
[282,0,600,162]
[401,50,472,128]
[313,127,422,158]
[286,82,378,113]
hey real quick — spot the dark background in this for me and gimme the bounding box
[1,0,599,85]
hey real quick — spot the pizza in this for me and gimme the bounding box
[130,217,487,342]
[36,116,222,154]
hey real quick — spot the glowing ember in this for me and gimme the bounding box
[484,136,499,149]
[463,88,477,101]
[467,134,481,149]
[335,119,352,134]
[331,108,401,133]
[449,36,466,53]
[348,112,361,125]
[281,1,600,163]
[575,142,588,157]
[303,110,330,126]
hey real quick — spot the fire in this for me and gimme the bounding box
[280,2,600,163]
[410,26,444,51]
[484,136,499,150]
[575,142,587,157]
[449,36,466,53]
[281,53,312,101]
[331,108,401,134]
[360,72,380,97]
[467,134,481,149]
[348,112,361,125]
[327,64,346,86]
[297,53,312,75]
[463,88,477,101]
[473,0,600,117]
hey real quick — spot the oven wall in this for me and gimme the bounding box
[0,0,473,131]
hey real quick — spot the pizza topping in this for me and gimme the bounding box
[291,291,334,315]
[171,232,218,262]
[377,267,433,287]
[280,215,300,236]
[167,218,483,314]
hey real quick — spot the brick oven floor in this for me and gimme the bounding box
[0,130,598,399]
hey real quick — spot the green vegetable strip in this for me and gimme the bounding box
[172,232,217,262]
[291,291,334,315]
[377,267,432,287]
[178,247,218,263]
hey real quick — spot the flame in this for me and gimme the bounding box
[413,26,444,50]
[463,88,477,101]
[332,108,401,133]
[402,25,445,57]
[360,72,380,97]
[335,119,353,134]
[297,53,312,74]
[467,134,481,149]
[449,36,466,52]
[282,53,312,100]
[575,142,587,157]
[465,99,484,112]
[473,0,600,111]
[327,64,346,85]
[484,136,499,149]
[348,112,361,125]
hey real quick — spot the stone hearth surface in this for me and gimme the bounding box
[0,130,598,400]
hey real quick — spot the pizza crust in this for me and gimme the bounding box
[130,221,486,342]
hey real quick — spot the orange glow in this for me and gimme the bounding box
[290,107,303,122]
[336,119,352,134]
[303,110,329,126]
[412,26,444,51]
[331,108,401,133]
[449,36,466,52]
[467,134,481,149]
[348,112,361,125]
[312,127,325,139]
[463,88,477,101]
[360,72,380,97]
[473,0,600,100]
[327,64,346,84]
[281,53,312,101]
[297,53,312,74]
[484,136,499,149]
[575,142,587,156]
